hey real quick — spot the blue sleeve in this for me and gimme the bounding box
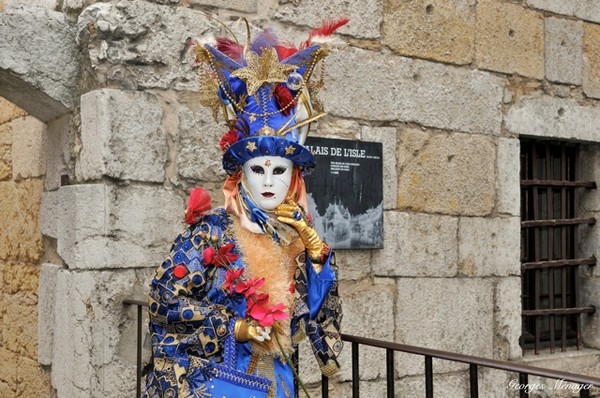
[305,251,335,320]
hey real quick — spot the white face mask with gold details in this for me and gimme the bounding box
[242,156,293,212]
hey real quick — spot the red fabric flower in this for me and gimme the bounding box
[223,267,244,295]
[219,128,239,152]
[249,302,289,327]
[274,83,296,116]
[288,282,296,294]
[235,277,265,298]
[247,292,269,312]
[184,187,212,225]
[203,243,238,267]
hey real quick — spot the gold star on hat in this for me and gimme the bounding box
[231,48,297,96]
[284,145,296,155]
[246,141,257,152]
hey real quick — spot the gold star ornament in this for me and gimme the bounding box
[231,48,298,96]
[284,145,296,155]
[246,141,257,152]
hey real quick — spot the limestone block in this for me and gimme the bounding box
[0,348,18,391]
[497,138,520,216]
[275,0,381,39]
[314,117,361,141]
[581,277,600,349]
[397,128,496,216]
[16,356,52,398]
[506,96,600,142]
[10,115,46,180]
[337,279,395,382]
[334,249,371,281]
[372,211,458,277]
[321,47,504,135]
[0,179,44,262]
[579,145,600,214]
[545,17,583,85]
[476,1,544,79]
[395,277,494,376]
[458,217,520,277]
[0,7,78,121]
[383,0,475,65]
[361,126,397,210]
[0,96,27,124]
[583,22,600,99]
[4,0,57,8]
[44,114,71,191]
[493,277,522,360]
[38,263,61,366]
[2,289,38,360]
[0,123,11,181]
[42,183,182,269]
[77,89,167,182]
[52,268,150,398]
[107,184,184,255]
[527,0,600,24]
[394,373,468,397]
[176,106,227,183]
[189,0,256,12]
[331,379,387,398]
[78,1,215,90]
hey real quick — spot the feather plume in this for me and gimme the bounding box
[250,27,280,55]
[300,17,349,49]
[216,37,244,63]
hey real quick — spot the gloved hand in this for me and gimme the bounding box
[275,198,327,266]
[234,319,271,343]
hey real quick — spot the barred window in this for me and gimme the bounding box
[520,139,596,353]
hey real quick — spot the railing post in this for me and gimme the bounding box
[136,303,143,397]
[386,348,394,398]
[425,356,433,398]
[352,341,359,398]
[322,374,329,398]
[519,373,529,398]
[469,364,478,398]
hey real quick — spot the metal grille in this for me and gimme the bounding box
[520,139,596,354]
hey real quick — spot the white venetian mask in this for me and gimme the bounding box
[242,155,293,211]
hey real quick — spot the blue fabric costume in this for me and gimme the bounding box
[142,208,342,397]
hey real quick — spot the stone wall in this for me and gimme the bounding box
[0,97,52,396]
[1,0,600,397]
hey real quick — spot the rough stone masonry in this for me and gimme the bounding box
[1,0,600,397]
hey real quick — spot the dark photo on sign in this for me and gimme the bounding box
[304,137,383,249]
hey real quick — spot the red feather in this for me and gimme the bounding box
[275,45,298,60]
[301,17,350,49]
[216,37,243,62]
[184,187,212,224]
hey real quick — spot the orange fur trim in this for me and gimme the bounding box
[231,217,304,356]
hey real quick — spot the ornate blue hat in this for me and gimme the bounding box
[191,19,349,175]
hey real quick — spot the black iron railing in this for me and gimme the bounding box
[124,299,600,398]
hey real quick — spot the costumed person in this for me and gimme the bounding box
[142,17,348,398]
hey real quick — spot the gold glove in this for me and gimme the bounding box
[275,198,327,266]
[234,318,271,342]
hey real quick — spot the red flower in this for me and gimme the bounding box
[223,267,244,294]
[249,301,289,328]
[247,292,269,311]
[274,83,296,116]
[235,277,265,298]
[203,243,238,267]
[219,128,239,152]
[184,187,212,225]
[288,282,296,294]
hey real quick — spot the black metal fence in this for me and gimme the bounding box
[124,299,600,398]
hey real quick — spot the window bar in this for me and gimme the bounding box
[532,144,541,354]
[546,145,555,353]
[386,349,394,398]
[425,356,433,398]
[574,149,583,350]
[519,373,529,398]
[560,145,568,352]
[352,341,359,398]
[469,364,478,398]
